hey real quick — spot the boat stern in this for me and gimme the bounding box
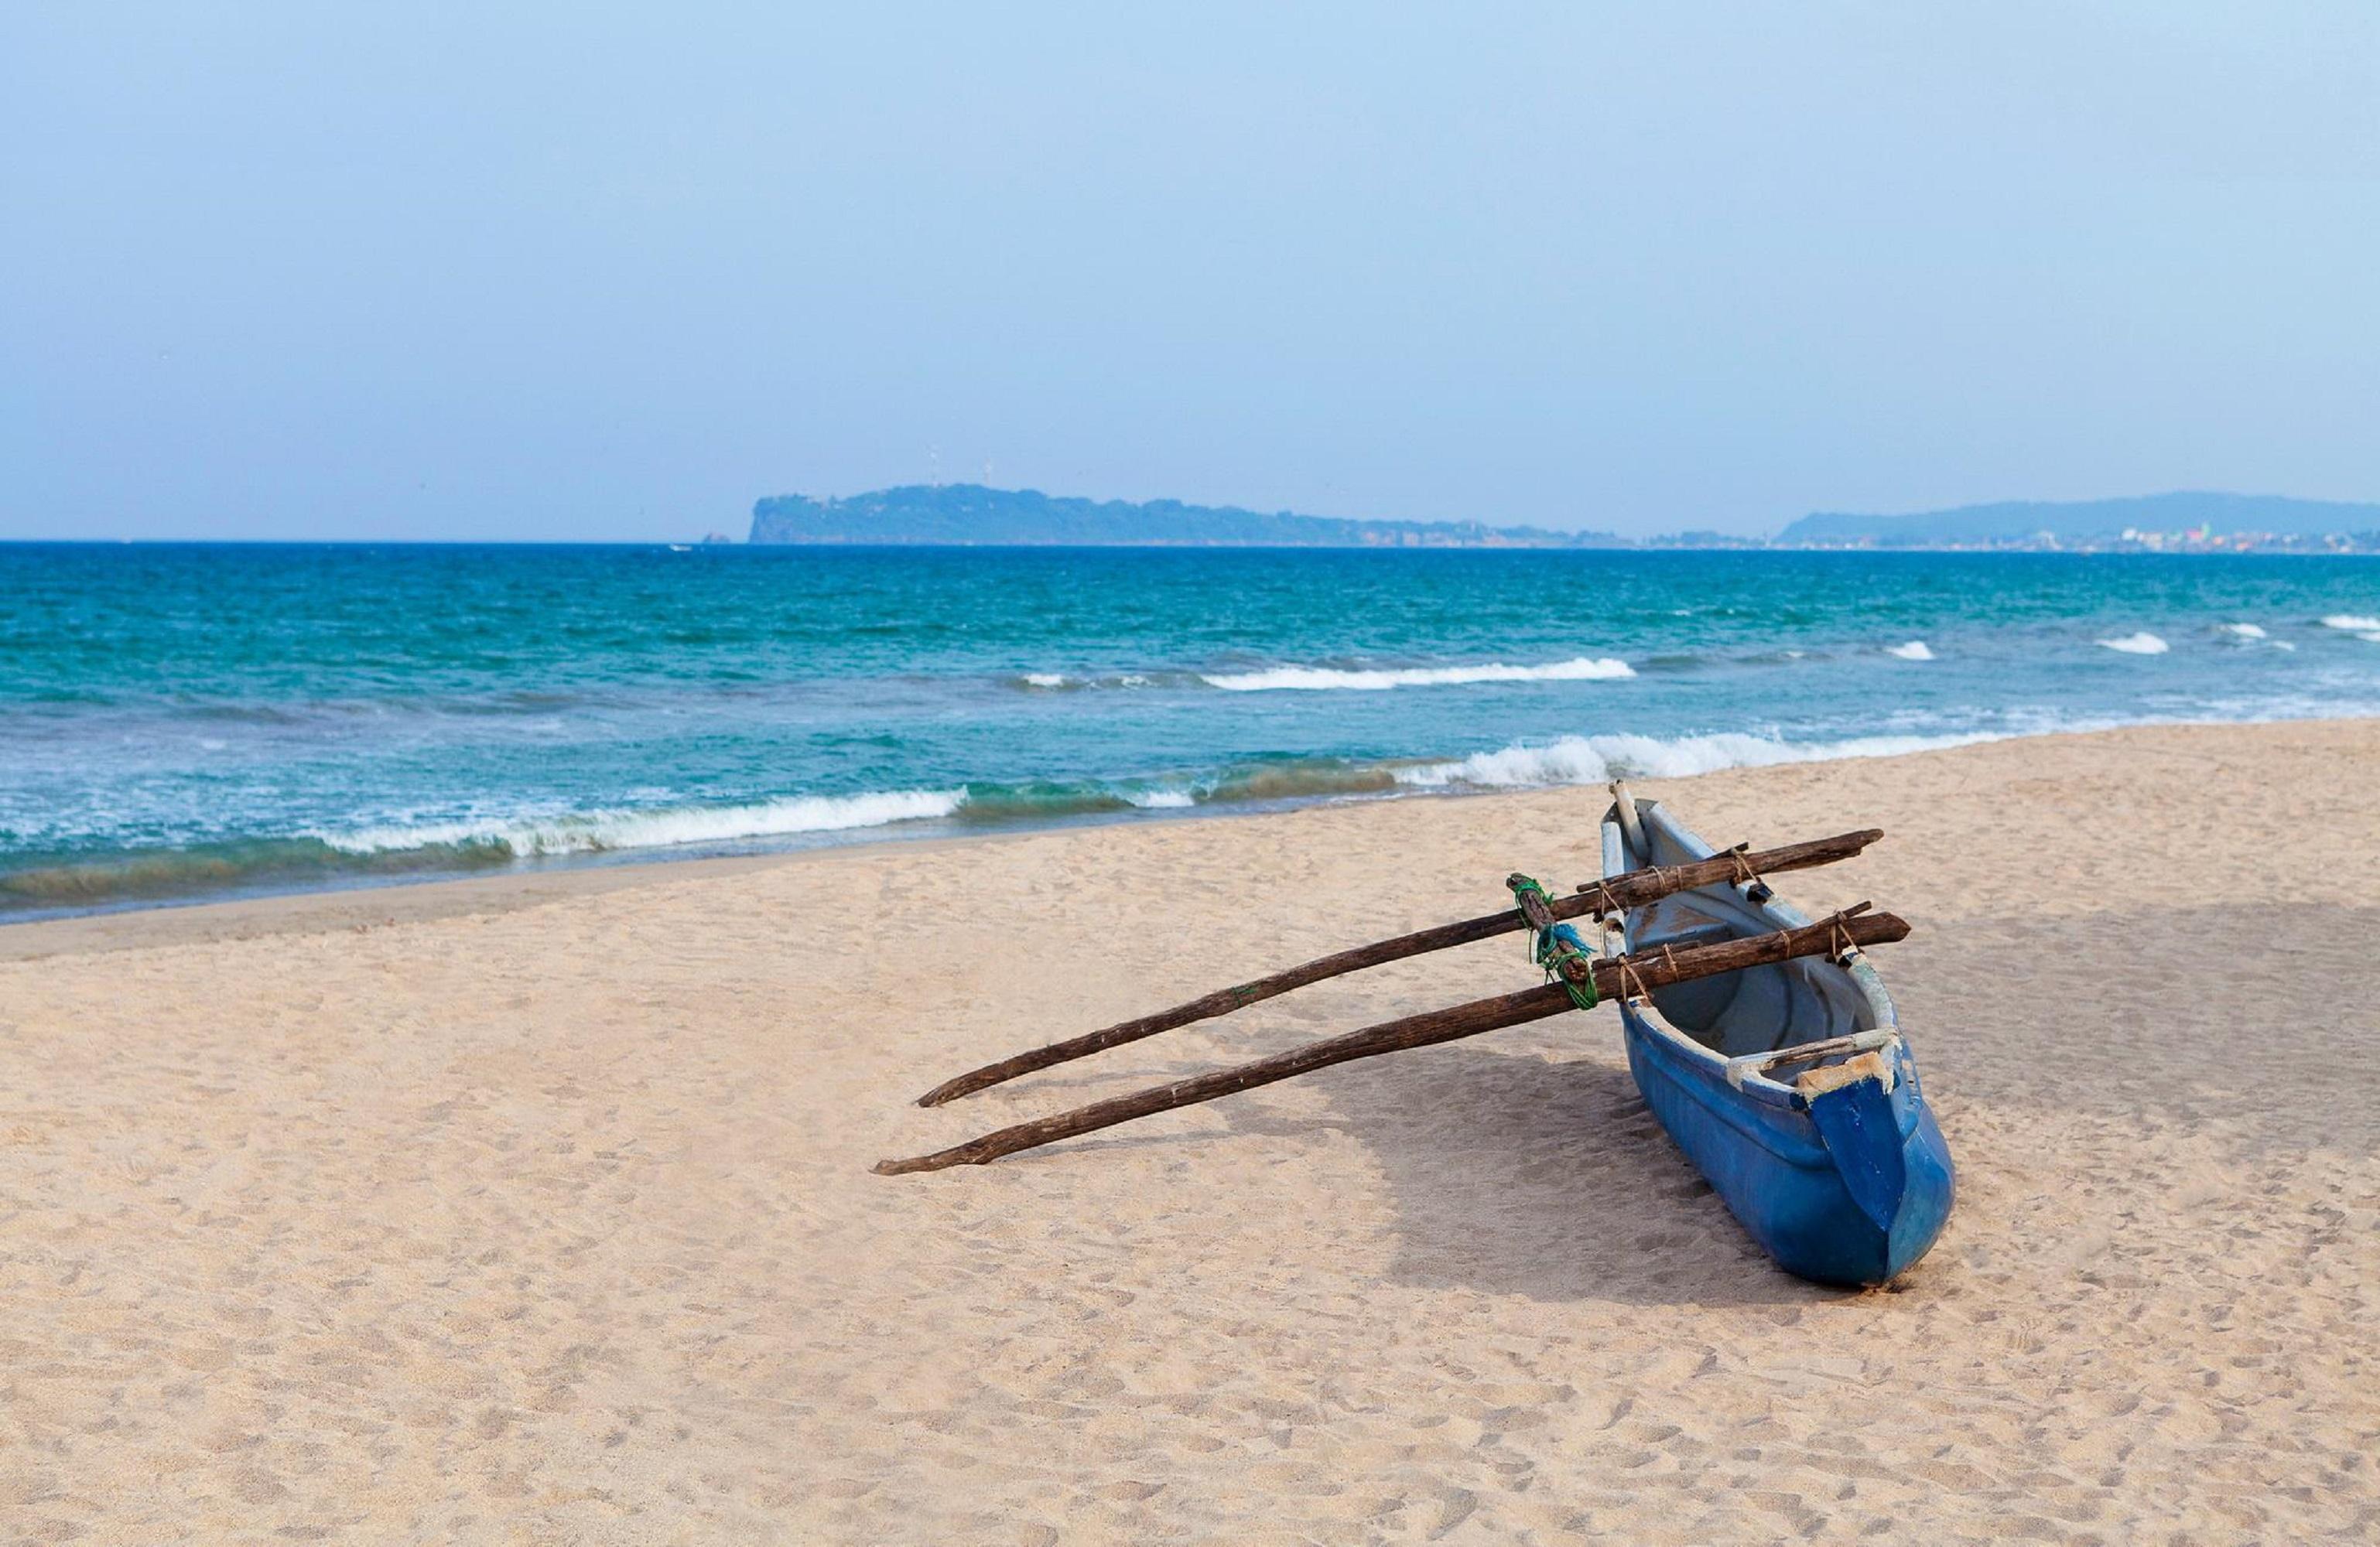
[1625,1014,1955,1287]
[1794,1044,1955,1282]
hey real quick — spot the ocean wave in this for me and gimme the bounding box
[1394,729,2001,791]
[2097,632,2170,655]
[1012,671,1155,691]
[0,783,1151,911]
[1201,657,1634,692]
[2321,614,2380,632]
[0,833,524,909]
[1197,760,1403,802]
[2214,622,2294,651]
[313,788,966,857]
[1886,641,1934,661]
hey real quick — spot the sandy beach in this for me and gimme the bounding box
[3,719,2375,1544]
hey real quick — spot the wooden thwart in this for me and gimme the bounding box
[874,905,1909,1175]
[913,826,1882,1106]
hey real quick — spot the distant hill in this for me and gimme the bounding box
[1779,492,2380,548]
[748,485,1626,548]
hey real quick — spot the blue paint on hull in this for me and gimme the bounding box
[1620,1006,1955,1286]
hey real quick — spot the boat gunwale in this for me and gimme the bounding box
[1598,800,1903,1110]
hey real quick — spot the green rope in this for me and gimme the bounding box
[1508,875,1556,960]
[1508,874,1600,1012]
[1541,938,1601,1012]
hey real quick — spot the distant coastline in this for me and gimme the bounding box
[747,485,2380,555]
[750,485,1629,550]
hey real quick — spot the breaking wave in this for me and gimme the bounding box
[1012,671,1156,691]
[2097,632,2170,655]
[313,789,968,857]
[1885,640,1934,661]
[2321,615,2380,632]
[1201,657,1634,692]
[2214,623,2293,651]
[1393,729,2000,791]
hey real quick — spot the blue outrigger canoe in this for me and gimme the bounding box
[1601,794,1954,1286]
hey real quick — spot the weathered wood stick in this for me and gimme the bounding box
[875,907,1908,1174]
[911,827,1882,1106]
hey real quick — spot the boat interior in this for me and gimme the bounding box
[1604,797,1890,1062]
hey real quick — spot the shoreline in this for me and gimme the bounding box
[3,715,2361,962]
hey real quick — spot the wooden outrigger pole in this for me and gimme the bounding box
[914,827,1882,1106]
[877,904,1907,1175]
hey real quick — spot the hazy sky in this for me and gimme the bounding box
[6,3,2378,541]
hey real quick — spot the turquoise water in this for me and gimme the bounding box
[5,543,2378,917]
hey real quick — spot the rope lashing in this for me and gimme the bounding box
[1507,875,1600,1011]
[1541,925,1601,1011]
[1823,901,1873,962]
[1574,878,1626,917]
[1507,874,1558,958]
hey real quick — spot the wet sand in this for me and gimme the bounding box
[3,719,2375,1543]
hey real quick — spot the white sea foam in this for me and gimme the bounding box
[1885,640,1934,661]
[1393,729,2000,791]
[1126,788,1196,809]
[2098,632,2170,654]
[314,788,965,857]
[2321,614,2380,632]
[1017,671,1154,690]
[2218,622,2267,640]
[1201,657,1634,692]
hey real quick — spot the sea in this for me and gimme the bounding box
[5,542,2378,920]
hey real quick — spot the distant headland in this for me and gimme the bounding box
[747,486,2380,554]
[750,486,1628,549]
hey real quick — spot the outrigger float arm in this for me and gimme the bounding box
[874,905,1908,1175]
[911,827,1883,1107]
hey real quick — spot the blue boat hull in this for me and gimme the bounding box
[1619,1002,1955,1286]
[1602,796,1954,1288]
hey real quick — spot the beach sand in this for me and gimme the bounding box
[3,719,2376,1544]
